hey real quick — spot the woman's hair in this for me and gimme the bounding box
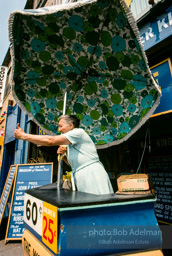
[59,115,80,128]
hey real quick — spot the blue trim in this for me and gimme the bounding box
[58,198,156,212]
[4,105,19,145]
[15,105,21,152]
[0,104,19,197]
[15,108,28,165]
[0,142,15,197]
[24,120,30,164]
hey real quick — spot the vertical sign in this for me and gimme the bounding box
[0,66,8,108]
[151,58,172,116]
[5,163,53,243]
[145,156,172,225]
[0,165,17,224]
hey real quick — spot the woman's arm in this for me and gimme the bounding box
[14,123,70,146]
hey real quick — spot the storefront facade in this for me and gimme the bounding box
[128,0,172,226]
[0,0,171,225]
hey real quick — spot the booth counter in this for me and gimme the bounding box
[22,183,163,256]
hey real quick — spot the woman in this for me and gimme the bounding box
[14,115,114,195]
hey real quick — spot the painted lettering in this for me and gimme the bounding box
[33,249,40,256]
[140,10,172,48]
[156,138,172,147]
[168,12,172,25]
[157,17,169,33]
[23,237,31,256]
[145,27,154,41]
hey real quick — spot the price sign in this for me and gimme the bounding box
[42,202,58,254]
[24,194,58,254]
[24,194,43,236]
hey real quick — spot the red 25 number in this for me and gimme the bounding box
[43,216,54,244]
[42,203,57,253]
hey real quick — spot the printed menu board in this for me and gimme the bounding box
[145,156,172,224]
[5,163,53,243]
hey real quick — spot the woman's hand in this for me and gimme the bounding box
[57,145,70,166]
[57,145,67,155]
[14,123,25,139]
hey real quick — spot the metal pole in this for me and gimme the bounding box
[57,92,67,188]
[63,92,67,115]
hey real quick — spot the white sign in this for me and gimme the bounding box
[0,66,8,108]
[24,193,43,237]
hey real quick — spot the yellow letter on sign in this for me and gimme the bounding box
[125,0,132,6]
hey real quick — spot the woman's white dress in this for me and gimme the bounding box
[63,128,114,195]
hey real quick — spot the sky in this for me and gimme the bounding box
[0,0,27,65]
